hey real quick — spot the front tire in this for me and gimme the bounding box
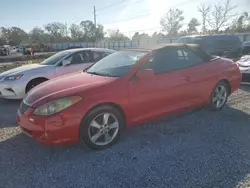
[26,78,48,93]
[80,105,124,150]
[209,81,229,111]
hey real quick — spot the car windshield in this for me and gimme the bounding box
[40,51,71,65]
[86,51,147,77]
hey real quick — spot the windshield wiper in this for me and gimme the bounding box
[86,71,117,77]
[87,71,107,76]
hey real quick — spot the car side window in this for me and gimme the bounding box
[152,47,204,74]
[93,51,111,62]
[185,38,193,44]
[178,47,204,66]
[66,51,90,65]
[178,38,185,43]
[140,56,154,70]
[152,48,179,74]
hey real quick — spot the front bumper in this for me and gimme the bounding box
[239,67,250,83]
[17,102,83,145]
[0,80,26,99]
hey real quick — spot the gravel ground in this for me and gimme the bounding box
[1,86,250,188]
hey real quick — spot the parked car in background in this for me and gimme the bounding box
[22,45,34,55]
[0,48,115,99]
[17,44,241,150]
[177,34,242,59]
[236,55,250,84]
[0,46,8,56]
[8,46,18,55]
[242,41,250,55]
[17,45,25,53]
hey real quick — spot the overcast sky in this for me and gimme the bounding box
[1,0,249,36]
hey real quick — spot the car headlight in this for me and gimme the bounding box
[4,74,23,81]
[33,96,82,116]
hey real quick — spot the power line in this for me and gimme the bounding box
[97,0,146,15]
[100,0,199,25]
[73,0,198,26]
[121,27,161,33]
[121,22,190,34]
[96,0,129,12]
[103,10,152,25]
[94,6,97,26]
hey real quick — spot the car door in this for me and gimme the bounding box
[129,47,194,123]
[178,46,223,104]
[55,50,93,77]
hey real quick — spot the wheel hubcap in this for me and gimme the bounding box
[212,85,227,108]
[88,113,119,146]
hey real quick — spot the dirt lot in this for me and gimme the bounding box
[0,59,45,73]
[0,52,54,63]
[1,86,250,188]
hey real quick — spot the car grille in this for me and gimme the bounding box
[19,101,30,114]
[242,73,250,82]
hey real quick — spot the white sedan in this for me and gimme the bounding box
[0,48,115,99]
[236,55,250,84]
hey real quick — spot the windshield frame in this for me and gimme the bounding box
[40,51,72,66]
[86,50,148,77]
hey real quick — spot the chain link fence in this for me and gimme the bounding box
[47,33,250,52]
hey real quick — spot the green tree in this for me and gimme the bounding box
[207,0,237,32]
[151,32,165,40]
[132,32,150,41]
[69,24,84,41]
[197,4,210,34]
[160,8,184,37]
[236,12,249,32]
[95,24,105,42]
[80,20,96,41]
[106,29,129,41]
[44,22,66,42]
[187,18,200,34]
[0,27,28,45]
[29,27,47,44]
[80,20,105,42]
[0,27,9,45]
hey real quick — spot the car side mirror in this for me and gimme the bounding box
[137,69,154,79]
[62,60,71,66]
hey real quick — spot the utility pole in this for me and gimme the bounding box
[94,6,97,43]
[65,22,68,37]
[93,6,96,27]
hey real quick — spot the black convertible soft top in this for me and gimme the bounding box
[123,43,213,62]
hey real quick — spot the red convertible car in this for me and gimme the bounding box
[17,44,241,150]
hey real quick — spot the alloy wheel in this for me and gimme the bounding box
[88,112,119,146]
[212,85,228,108]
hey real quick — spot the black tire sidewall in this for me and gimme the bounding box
[26,79,46,93]
[80,105,124,150]
[209,81,229,111]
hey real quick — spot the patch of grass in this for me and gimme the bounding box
[237,174,250,188]
[0,59,45,73]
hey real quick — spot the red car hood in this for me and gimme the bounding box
[25,72,116,107]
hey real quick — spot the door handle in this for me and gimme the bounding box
[185,76,191,81]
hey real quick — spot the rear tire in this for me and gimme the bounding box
[80,105,124,150]
[209,81,229,111]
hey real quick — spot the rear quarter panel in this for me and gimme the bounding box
[189,57,241,104]
[218,58,241,93]
[206,57,241,94]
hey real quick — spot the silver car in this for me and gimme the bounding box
[236,55,250,84]
[0,48,115,99]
